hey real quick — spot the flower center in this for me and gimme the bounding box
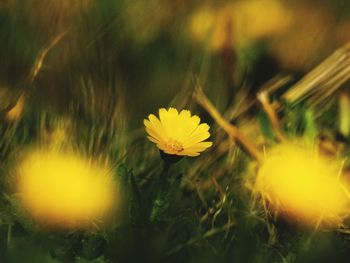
[165,138,184,153]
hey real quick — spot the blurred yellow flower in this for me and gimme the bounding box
[233,0,291,42]
[16,149,119,229]
[189,5,231,51]
[188,0,291,51]
[144,108,212,157]
[121,0,172,45]
[254,143,350,228]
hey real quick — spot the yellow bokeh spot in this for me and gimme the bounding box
[16,149,119,229]
[188,0,291,51]
[234,0,291,41]
[189,5,235,51]
[254,143,350,228]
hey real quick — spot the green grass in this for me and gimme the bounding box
[1,1,350,262]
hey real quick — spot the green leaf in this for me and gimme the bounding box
[258,111,276,141]
[78,235,107,260]
[303,109,317,144]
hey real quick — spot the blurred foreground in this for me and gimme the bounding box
[1,0,350,262]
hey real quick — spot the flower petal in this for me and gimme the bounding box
[147,136,160,144]
[178,150,200,157]
[146,114,167,140]
[145,126,164,143]
[168,107,179,115]
[157,143,179,155]
[159,108,181,140]
[145,108,212,156]
[177,112,201,141]
[179,109,191,119]
[156,142,168,152]
[185,141,213,152]
[183,123,211,147]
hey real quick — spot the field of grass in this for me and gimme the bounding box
[1,1,350,262]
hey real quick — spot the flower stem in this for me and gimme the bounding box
[150,162,172,223]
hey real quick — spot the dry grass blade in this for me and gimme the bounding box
[225,75,292,121]
[193,84,263,163]
[2,31,66,118]
[27,31,67,85]
[283,43,350,106]
[164,221,236,257]
[257,91,286,142]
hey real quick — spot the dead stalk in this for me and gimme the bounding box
[257,91,286,142]
[193,84,263,163]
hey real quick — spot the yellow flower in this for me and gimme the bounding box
[15,149,120,229]
[144,108,213,157]
[253,143,350,228]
